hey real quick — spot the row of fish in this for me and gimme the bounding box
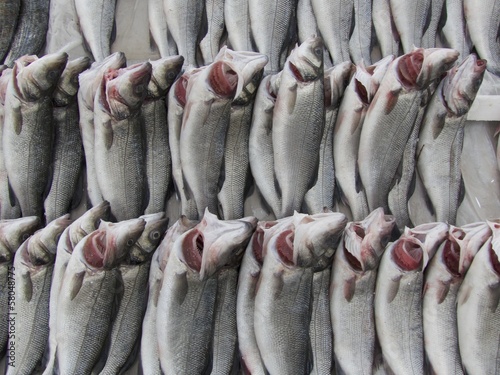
[1,204,499,374]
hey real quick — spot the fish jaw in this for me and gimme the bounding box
[287,36,324,82]
[129,213,170,262]
[53,56,91,105]
[451,222,492,274]
[146,55,184,98]
[404,222,449,261]
[27,214,72,265]
[68,201,111,248]
[78,229,108,269]
[0,216,42,262]
[415,48,460,88]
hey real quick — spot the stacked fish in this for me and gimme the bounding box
[2,205,500,374]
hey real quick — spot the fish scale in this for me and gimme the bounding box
[350,0,372,64]
[389,0,431,53]
[200,0,226,64]
[225,0,252,51]
[0,0,20,63]
[442,0,472,62]
[372,0,400,58]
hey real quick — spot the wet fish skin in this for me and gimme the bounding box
[0,0,20,63]
[4,0,50,66]
[297,0,318,44]
[200,0,226,64]
[77,52,127,207]
[149,0,178,57]
[331,209,395,375]
[7,214,71,375]
[421,0,445,48]
[389,0,431,53]
[74,0,116,62]
[273,37,324,218]
[143,56,184,215]
[350,0,372,64]
[3,53,68,219]
[94,62,152,221]
[225,0,252,51]
[441,0,472,62]
[44,57,91,224]
[372,0,400,58]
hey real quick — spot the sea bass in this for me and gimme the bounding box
[372,0,400,58]
[389,0,431,53]
[0,0,20,63]
[200,0,226,64]
[441,0,472,62]
[149,0,177,57]
[225,0,252,51]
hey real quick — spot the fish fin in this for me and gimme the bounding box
[69,271,85,301]
[354,162,364,194]
[173,270,189,306]
[386,276,401,304]
[285,83,298,114]
[435,280,451,304]
[272,270,285,299]
[384,89,400,115]
[7,179,17,208]
[489,284,500,314]
[457,176,466,208]
[20,270,33,302]
[457,284,472,307]
[343,276,356,302]
[102,119,113,150]
[431,113,446,140]
[11,101,22,135]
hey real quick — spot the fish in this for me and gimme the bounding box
[404,221,449,256]
[272,36,324,218]
[334,56,393,221]
[421,0,445,48]
[248,73,281,217]
[94,62,152,221]
[149,0,177,57]
[330,208,395,375]
[97,213,169,374]
[6,215,71,375]
[77,52,127,207]
[304,61,353,215]
[0,216,41,354]
[167,69,201,220]
[3,53,68,219]
[358,48,458,213]
[74,0,116,61]
[350,0,373,64]
[249,0,297,73]
[416,54,486,224]
[464,0,500,75]
[423,222,491,375]
[218,60,264,219]
[225,0,252,51]
[43,201,110,375]
[372,0,400,58]
[0,67,21,219]
[140,216,197,375]
[441,0,472,62]
[0,0,20,63]
[143,56,184,215]
[55,218,145,374]
[200,0,226,64]
[457,220,500,374]
[4,0,50,66]
[180,49,268,218]
[297,0,318,44]
[389,0,431,53]
[44,57,91,223]
[156,209,255,374]
[163,0,205,67]
[311,0,353,64]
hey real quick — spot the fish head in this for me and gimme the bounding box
[27,214,72,265]
[452,222,492,274]
[391,235,427,272]
[105,62,152,119]
[250,221,278,266]
[53,57,91,106]
[395,48,425,90]
[353,67,374,106]
[293,212,347,270]
[129,213,169,263]
[262,216,295,258]
[158,216,198,272]
[99,218,146,268]
[416,48,460,89]
[69,201,111,249]
[79,229,110,270]
[0,68,12,105]
[324,61,354,108]
[365,55,394,96]
[0,216,41,262]
[268,227,296,267]
[404,222,449,260]
[442,54,487,116]
[287,36,324,82]
[146,55,184,98]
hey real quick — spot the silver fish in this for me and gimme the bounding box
[3,53,68,219]
[389,0,431,53]
[297,0,318,44]
[304,62,353,215]
[0,0,20,63]
[273,36,324,218]
[200,0,226,64]
[416,54,486,224]
[149,0,177,57]
[423,222,491,375]
[421,0,445,48]
[44,57,91,223]
[74,0,116,61]
[441,0,472,62]
[143,56,184,215]
[331,208,395,375]
[6,214,71,375]
[225,0,252,51]
[94,62,152,221]
[4,0,50,66]
[350,0,372,64]
[457,220,500,374]
[43,201,110,375]
[77,52,127,207]
[372,0,400,58]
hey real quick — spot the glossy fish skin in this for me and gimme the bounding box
[0,68,21,220]
[94,62,152,221]
[74,0,116,62]
[304,62,353,215]
[389,0,431,53]
[149,0,177,57]
[225,0,252,51]
[421,0,445,48]
[3,53,68,219]
[441,0,472,62]
[249,73,281,217]
[372,0,400,58]
[273,37,324,218]
[140,217,197,375]
[0,216,40,354]
[423,222,491,375]
[297,0,318,44]
[464,0,500,75]
[44,57,91,224]
[4,0,50,66]
[77,52,127,207]
[330,208,395,375]
[43,202,110,375]
[249,0,297,73]
[457,221,500,374]
[0,0,20,63]
[416,55,486,224]
[350,0,372,64]
[200,0,226,64]
[7,214,71,375]
[143,56,184,215]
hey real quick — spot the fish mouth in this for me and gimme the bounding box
[276,229,294,266]
[84,230,107,269]
[392,238,423,271]
[208,61,238,99]
[182,229,204,273]
[397,50,424,89]
[442,237,461,276]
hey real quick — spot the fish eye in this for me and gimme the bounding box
[22,233,30,241]
[126,239,135,247]
[167,72,176,80]
[48,70,59,81]
[134,85,144,95]
[314,48,322,57]
[150,231,161,241]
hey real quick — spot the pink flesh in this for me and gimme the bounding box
[443,240,460,276]
[398,51,423,88]
[83,231,106,268]
[392,239,422,271]
[252,229,265,265]
[276,229,294,266]
[451,228,466,240]
[175,76,188,107]
[182,229,203,272]
[355,78,369,105]
[289,62,305,82]
[208,61,237,98]
[489,244,500,276]
[344,225,365,271]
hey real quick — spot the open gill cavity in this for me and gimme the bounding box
[289,62,305,82]
[392,239,423,271]
[182,229,204,272]
[443,239,461,276]
[277,230,294,266]
[83,232,106,269]
[489,243,500,276]
[174,75,189,107]
[208,61,238,99]
[344,224,365,271]
[397,51,424,89]
[252,229,265,266]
